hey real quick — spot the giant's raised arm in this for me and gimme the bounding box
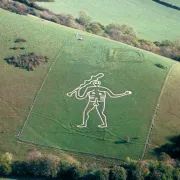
[101,87,132,98]
[74,86,93,100]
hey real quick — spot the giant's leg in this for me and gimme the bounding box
[77,102,95,128]
[96,102,107,128]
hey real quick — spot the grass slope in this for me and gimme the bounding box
[37,0,180,41]
[145,63,180,159]
[0,9,178,160]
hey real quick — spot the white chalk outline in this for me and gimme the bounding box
[67,73,132,128]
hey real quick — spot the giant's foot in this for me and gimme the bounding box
[98,124,107,128]
[77,124,87,128]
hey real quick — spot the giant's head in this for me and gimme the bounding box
[93,80,101,86]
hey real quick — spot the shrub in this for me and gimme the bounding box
[138,39,157,52]
[94,168,109,180]
[149,161,174,180]
[173,167,180,180]
[77,11,91,27]
[158,46,180,61]
[105,24,136,37]
[131,161,150,180]
[125,136,131,143]
[40,10,53,21]
[26,150,61,178]
[57,13,77,28]
[105,23,137,44]
[159,152,172,161]
[160,40,175,47]
[86,22,105,36]
[10,47,19,50]
[154,41,161,46]
[12,161,28,176]
[109,166,127,180]
[14,38,26,43]
[155,63,166,69]
[5,53,48,71]
[58,162,83,180]
[0,153,13,176]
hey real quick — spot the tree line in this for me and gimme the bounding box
[0,149,180,179]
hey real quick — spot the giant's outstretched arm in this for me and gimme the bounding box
[101,87,132,98]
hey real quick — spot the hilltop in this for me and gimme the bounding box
[37,0,180,41]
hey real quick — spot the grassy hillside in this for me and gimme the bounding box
[145,63,180,159]
[0,9,179,161]
[37,0,180,41]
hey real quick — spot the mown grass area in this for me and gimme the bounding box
[37,0,180,41]
[0,9,178,161]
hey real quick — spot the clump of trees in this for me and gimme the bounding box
[5,53,48,71]
[1,0,180,62]
[0,149,180,179]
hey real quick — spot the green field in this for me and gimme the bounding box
[37,0,180,41]
[0,9,179,161]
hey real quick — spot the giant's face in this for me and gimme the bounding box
[93,80,101,86]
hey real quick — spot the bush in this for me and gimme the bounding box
[155,63,166,69]
[5,53,48,71]
[0,153,13,176]
[131,161,150,180]
[14,38,26,43]
[58,162,83,180]
[12,161,28,176]
[40,10,54,21]
[77,11,91,27]
[138,39,157,52]
[173,167,180,180]
[149,161,174,180]
[160,40,175,47]
[109,166,127,180]
[26,150,61,178]
[125,136,131,143]
[86,22,105,36]
[105,24,136,37]
[57,13,77,27]
[159,152,172,161]
[154,41,161,46]
[94,168,109,180]
[105,23,137,45]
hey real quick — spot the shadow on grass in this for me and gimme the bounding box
[114,140,126,144]
[152,0,180,11]
[154,135,180,160]
[114,137,140,144]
